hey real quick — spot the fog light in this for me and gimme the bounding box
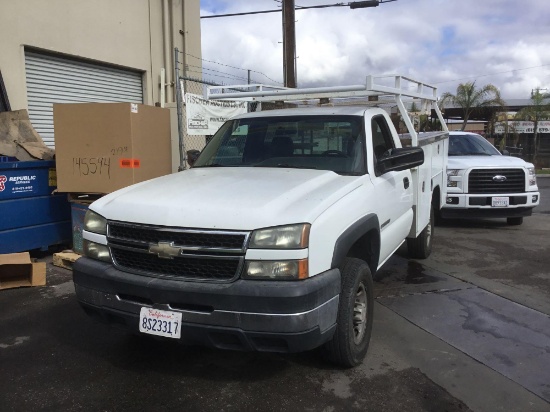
[532,195,539,202]
[446,197,459,205]
[83,240,111,262]
[244,259,308,280]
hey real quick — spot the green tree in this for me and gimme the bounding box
[440,81,505,131]
[514,88,550,164]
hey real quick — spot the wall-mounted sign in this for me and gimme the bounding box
[184,93,247,135]
[494,121,550,134]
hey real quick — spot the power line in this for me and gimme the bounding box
[200,1,394,19]
[434,63,550,85]
[178,50,283,85]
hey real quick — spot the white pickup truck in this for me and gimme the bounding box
[442,131,540,225]
[74,76,448,367]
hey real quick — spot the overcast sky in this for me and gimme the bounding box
[198,0,550,99]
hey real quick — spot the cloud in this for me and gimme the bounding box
[200,0,550,98]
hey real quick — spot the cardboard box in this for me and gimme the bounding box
[0,252,46,290]
[54,103,172,193]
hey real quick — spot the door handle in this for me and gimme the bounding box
[403,177,410,189]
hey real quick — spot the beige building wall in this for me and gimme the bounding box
[0,0,201,171]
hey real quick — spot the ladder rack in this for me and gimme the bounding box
[206,75,449,146]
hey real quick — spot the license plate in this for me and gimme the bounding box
[492,197,509,207]
[139,307,182,339]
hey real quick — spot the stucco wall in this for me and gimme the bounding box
[0,0,201,110]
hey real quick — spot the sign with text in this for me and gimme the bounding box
[184,93,247,135]
[494,121,550,134]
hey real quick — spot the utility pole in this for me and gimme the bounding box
[282,0,297,88]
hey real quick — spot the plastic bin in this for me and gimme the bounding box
[0,160,71,253]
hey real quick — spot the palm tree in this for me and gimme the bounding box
[514,88,550,164]
[440,81,505,131]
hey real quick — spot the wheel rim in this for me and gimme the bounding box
[353,283,368,345]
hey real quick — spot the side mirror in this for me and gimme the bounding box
[186,150,201,167]
[377,147,424,174]
[500,149,510,156]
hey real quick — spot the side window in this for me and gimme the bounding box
[371,116,395,161]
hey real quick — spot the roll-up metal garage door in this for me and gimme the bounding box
[25,51,144,148]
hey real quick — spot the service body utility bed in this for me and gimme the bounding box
[73,75,448,367]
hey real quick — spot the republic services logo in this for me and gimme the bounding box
[0,175,7,191]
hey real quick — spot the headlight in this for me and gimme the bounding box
[83,240,111,262]
[249,224,310,249]
[447,169,461,187]
[84,210,107,235]
[244,259,308,280]
[528,167,537,186]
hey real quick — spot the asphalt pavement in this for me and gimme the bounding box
[1,183,549,412]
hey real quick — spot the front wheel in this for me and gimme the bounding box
[322,258,374,368]
[407,205,434,259]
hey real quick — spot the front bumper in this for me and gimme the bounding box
[442,192,540,219]
[73,257,340,353]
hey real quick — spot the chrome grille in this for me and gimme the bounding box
[111,248,242,281]
[109,223,247,250]
[468,168,525,194]
[107,222,249,282]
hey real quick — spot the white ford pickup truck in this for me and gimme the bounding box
[442,131,540,225]
[74,76,448,367]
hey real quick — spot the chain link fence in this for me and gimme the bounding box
[175,47,302,169]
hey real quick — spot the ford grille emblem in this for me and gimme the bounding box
[493,175,507,182]
[148,241,182,259]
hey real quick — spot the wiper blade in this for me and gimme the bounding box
[254,164,316,169]
[193,163,225,168]
[276,163,316,169]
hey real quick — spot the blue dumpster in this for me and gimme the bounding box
[0,160,71,253]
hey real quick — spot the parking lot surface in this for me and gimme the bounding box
[1,180,549,412]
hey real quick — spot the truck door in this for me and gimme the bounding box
[370,115,414,264]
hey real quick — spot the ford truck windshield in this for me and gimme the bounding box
[193,115,366,175]
[448,133,501,156]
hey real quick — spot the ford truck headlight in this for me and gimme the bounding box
[83,240,111,262]
[447,169,462,187]
[249,224,310,249]
[84,210,107,235]
[528,167,537,186]
[244,259,308,280]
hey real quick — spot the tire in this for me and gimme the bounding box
[433,203,443,227]
[322,258,374,368]
[407,205,434,259]
[507,217,523,226]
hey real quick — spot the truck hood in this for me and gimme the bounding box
[448,155,534,170]
[90,167,362,230]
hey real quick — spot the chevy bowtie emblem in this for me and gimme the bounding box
[493,175,507,182]
[148,241,182,259]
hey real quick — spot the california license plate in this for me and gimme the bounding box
[492,197,509,207]
[139,307,182,339]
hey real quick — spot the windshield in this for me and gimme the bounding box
[192,115,366,175]
[448,133,501,156]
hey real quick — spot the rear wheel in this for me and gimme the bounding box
[433,202,443,226]
[407,205,434,259]
[322,258,374,368]
[507,217,523,226]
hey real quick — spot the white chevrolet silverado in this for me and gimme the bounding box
[443,131,540,225]
[74,76,449,367]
